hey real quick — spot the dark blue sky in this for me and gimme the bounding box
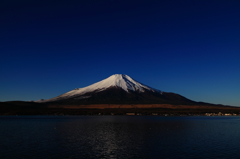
[1,0,240,106]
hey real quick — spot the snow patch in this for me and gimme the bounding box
[36,74,161,103]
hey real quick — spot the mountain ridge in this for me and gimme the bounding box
[1,74,239,115]
[36,74,198,105]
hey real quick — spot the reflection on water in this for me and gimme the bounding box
[0,116,240,159]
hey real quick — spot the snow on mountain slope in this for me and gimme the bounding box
[36,74,162,103]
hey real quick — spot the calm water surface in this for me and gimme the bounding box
[0,116,240,159]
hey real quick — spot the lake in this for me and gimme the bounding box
[0,116,240,159]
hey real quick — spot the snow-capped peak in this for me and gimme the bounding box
[36,74,161,103]
[101,74,155,92]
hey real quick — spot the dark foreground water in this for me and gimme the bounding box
[1,116,240,159]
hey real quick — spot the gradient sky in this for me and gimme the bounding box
[1,0,240,106]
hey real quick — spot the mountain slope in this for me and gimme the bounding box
[36,74,197,105]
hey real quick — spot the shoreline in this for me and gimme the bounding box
[1,108,240,116]
[1,102,240,116]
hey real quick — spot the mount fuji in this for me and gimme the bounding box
[36,74,198,105]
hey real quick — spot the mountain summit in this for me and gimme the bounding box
[37,74,196,105]
[79,74,161,93]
